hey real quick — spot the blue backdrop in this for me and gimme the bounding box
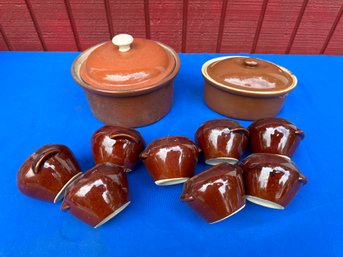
[0,52,342,257]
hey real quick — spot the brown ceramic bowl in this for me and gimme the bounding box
[91,125,144,172]
[248,117,305,158]
[240,153,307,209]
[201,56,297,120]
[195,119,249,165]
[17,144,82,203]
[72,34,180,127]
[61,163,130,228]
[181,162,245,223]
[140,136,200,186]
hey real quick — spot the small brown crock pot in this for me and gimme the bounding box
[91,125,145,171]
[140,136,200,186]
[248,118,305,158]
[201,56,297,120]
[181,162,245,223]
[240,153,307,209]
[17,144,82,203]
[72,34,180,127]
[61,163,130,228]
[195,119,249,165]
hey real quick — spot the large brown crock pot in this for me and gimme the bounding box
[201,56,297,120]
[72,34,180,127]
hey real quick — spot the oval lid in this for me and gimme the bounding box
[202,56,297,96]
[79,34,176,91]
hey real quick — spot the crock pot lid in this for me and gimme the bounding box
[80,34,175,91]
[206,57,294,92]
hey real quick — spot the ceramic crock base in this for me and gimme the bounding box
[155,177,189,186]
[94,201,131,228]
[246,195,284,210]
[53,172,83,203]
[205,157,239,166]
[210,203,246,224]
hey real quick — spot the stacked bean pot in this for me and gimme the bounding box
[182,117,307,223]
[17,126,145,228]
[17,117,307,227]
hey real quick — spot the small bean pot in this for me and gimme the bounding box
[91,125,144,172]
[240,153,307,209]
[140,136,200,186]
[61,163,130,228]
[248,117,305,158]
[181,163,245,224]
[17,144,81,203]
[195,119,249,165]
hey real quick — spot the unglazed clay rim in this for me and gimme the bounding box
[155,177,189,186]
[210,203,246,224]
[94,201,131,228]
[248,152,291,161]
[271,153,291,160]
[72,41,180,97]
[205,157,239,166]
[246,195,284,210]
[201,56,298,97]
[53,172,83,203]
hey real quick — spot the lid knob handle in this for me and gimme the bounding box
[112,34,134,52]
[244,58,258,67]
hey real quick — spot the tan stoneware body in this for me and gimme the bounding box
[181,163,245,223]
[248,118,305,158]
[240,153,307,209]
[17,144,81,203]
[91,126,145,171]
[61,163,130,228]
[140,136,200,186]
[72,38,180,127]
[195,119,249,165]
[202,56,297,120]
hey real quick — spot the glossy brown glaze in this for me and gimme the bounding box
[80,39,175,91]
[195,119,249,165]
[61,163,130,228]
[207,57,293,92]
[72,35,180,127]
[181,163,245,223]
[202,56,297,120]
[248,118,305,157]
[140,136,200,186]
[17,144,81,203]
[240,153,307,209]
[91,126,144,171]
